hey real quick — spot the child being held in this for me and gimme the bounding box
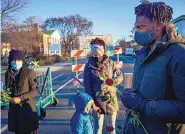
[70,92,100,134]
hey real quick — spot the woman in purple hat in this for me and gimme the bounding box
[4,49,39,134]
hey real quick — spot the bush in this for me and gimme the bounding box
[51,55,61,63]
[38,55,62,66]
[35,54,46,61]
[45,57,54,65]
[61,53,67,57]
[39,59,46,66]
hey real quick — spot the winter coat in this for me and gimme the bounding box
[70,92,94,134]
[84,55,123,115]
[123,37,185,134]
[5,67,39,133]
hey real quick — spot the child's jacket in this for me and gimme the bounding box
[70,92,94,134]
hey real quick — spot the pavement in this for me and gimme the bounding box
[1,61,74,72]
[1,56,134,134]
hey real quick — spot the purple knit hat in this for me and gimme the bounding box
[8,49,24,63]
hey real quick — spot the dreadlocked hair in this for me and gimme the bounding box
[166,22,185,44]
[135,2,173,23]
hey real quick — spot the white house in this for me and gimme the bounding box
[172,15,185,37]
[42,30,61,55]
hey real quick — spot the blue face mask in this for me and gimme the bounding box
[134,31,154,46]
[11,61,23,70]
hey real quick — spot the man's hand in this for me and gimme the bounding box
[11,97,21,104]
[120,88,147,113]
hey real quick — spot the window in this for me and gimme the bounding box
[56,50,59,54]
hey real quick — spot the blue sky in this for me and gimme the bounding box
[18,0,185,43]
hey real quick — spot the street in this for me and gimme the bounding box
[1,56,134,134]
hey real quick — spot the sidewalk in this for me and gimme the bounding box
[34,61,74,73]
[0,61,74,73]
[0,61,74,86]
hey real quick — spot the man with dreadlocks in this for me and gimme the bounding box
[4,49,39,134]
[120,2,185,134]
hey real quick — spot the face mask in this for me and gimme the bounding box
[11,61,23,70]
[134,31,155,46]
[134,26,157,46]
[91,44,104,53]
[91,44,104,57]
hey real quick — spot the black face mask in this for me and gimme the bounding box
[93,57,99,62]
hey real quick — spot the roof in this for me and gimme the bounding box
[172,15,185,24]
[42,30,55,36]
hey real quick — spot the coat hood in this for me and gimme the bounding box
[74,92,93,113]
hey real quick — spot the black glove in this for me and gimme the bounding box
[120,88,147,113]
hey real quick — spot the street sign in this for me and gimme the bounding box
[114,61,123,68]
[72,64,85,72]
[71,50,85,57]
[114,47,123,54]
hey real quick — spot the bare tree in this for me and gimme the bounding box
[129,27,135,40]
[2,27,42,54]
[2,16,42,55]
[42,14,93,50]
[1,0,29,24]
[2,16,42,32]
[117,38,141,53]
[116,39,130,53]
[23,16,44,28]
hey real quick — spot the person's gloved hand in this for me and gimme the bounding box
[120,88,147,113]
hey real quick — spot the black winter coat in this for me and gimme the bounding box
[5,67,39,133]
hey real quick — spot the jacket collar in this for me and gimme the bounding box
[88,54,109,69]
[135,34,173,65]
